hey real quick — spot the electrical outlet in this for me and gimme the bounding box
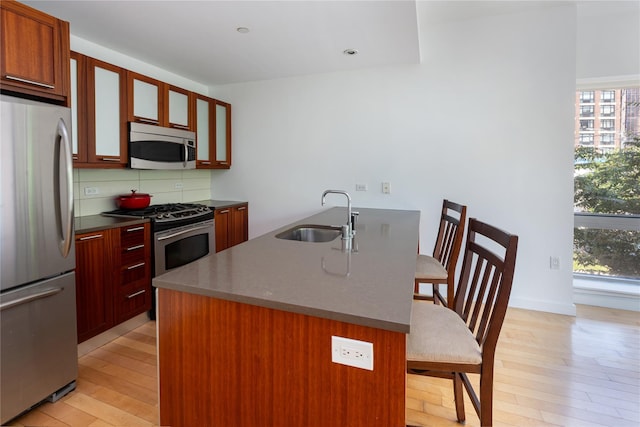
[382,182,390,194]
[84,187,99,196]
[174,182,184,189]
[550,256,560,270]
[331,336,373,371]
[355,183,367,191]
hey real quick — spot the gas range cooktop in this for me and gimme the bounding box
[102,203,212,223]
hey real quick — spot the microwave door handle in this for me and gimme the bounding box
[184,141,188,168]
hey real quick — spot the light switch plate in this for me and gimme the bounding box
[331,336,373,371]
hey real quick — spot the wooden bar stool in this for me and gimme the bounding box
[407,218,519,426]
[414,199,467,308]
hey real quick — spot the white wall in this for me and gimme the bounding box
[576,1,640,80]
[210,4,578,314]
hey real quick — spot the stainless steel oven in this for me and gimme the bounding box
[154,219,214,276]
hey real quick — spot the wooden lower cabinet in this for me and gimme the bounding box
[215,203,248,252]
[114,223,152,324]
[75,222,151,343]
[75,229,114,343]
[157,289,406,427]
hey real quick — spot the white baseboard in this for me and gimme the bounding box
[508,296,577,316]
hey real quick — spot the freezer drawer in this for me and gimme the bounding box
[0,272,78,424]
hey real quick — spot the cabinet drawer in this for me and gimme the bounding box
[120,243,146,266]
[116,285,150,323]
[120,225,146,247]
[120,260,147,284]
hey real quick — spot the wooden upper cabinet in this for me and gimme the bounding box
[127,71,165,126]
[196,94,232,169]
[167,85,193,130]
[0,0,70,105]
[127,71,194,131]
[72,52,127,167]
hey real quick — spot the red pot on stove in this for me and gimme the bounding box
[115,190,152,209]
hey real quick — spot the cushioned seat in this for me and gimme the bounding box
[407,302,481,365]
[415,255,448,282]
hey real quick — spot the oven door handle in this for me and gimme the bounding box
[156,224,212,242]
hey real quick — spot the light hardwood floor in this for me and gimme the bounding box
[8,305,640,427]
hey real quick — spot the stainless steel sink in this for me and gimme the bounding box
[275,224,342,242]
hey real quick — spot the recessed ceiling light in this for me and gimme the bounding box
[343,49,359,56]
[237,27,250,34]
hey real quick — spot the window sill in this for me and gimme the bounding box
[573,275,640,312]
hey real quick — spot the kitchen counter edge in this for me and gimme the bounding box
[74,215,150,235]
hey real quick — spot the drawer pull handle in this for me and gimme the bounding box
[99,157,121,162]
[237,206,246,211]
[126,289,146,299]
[127,262,145,270]
[200,161,211,165]
[126,244,145,251]
[219,209,229,214]
[4,75,55,89]
[126,226,145,232]
[79,234,102,241]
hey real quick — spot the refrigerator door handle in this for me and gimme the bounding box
[55,118,74,258]
[0,287,64,311]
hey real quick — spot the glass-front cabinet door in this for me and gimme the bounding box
[195,95,231,169]
[168,86,192,130]
[71,52,126,167]
[70,52,83,162]
[215,101,231,168]
[127,71,164,126]
[89,58,126,165]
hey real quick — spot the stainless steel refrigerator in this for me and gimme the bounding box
[1,94,77,424]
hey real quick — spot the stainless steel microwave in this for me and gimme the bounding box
[128,122,196,170]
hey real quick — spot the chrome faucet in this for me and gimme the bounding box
[321,189,353,240]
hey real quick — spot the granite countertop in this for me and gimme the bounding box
[153,207,420,333]
[74,215,149,234]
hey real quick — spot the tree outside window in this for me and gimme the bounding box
[574,87,640,280]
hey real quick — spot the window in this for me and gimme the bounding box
[580,105,595,116]
[600,105,615,116]
[600,132,615,144]
[574,87,640,283]
[580,119,594,130]
[600,119,615,130]
[580,91,595,103]
[579,133,594,145]
[600,90,615,103]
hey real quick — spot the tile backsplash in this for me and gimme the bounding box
[74,168,212,217]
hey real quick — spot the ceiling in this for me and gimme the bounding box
[24,0,421,86]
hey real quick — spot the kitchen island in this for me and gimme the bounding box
[153,207,420,427]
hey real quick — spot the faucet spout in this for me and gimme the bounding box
[321,189,353,240]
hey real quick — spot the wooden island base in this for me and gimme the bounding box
[157,288,406,427]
